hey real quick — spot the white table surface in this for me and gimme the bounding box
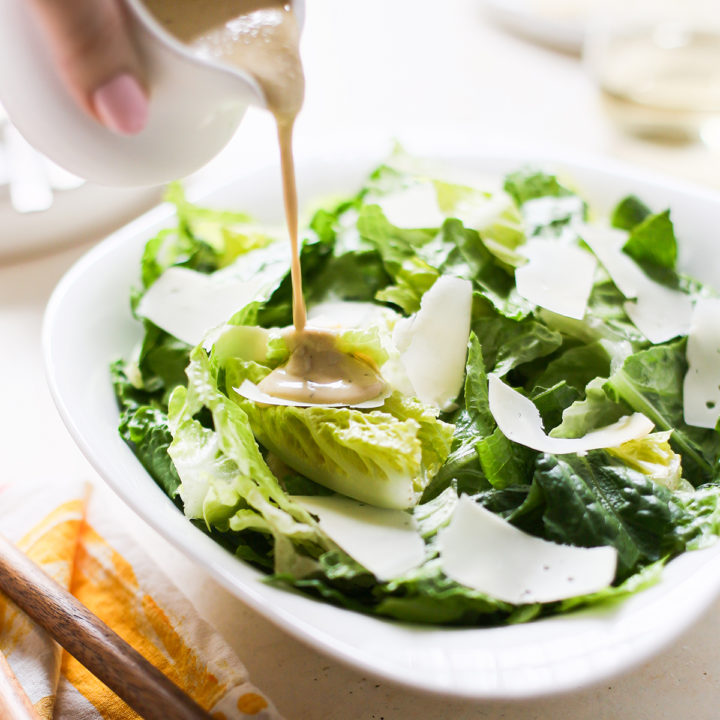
[2,1,720,718]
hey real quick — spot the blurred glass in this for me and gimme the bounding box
[583,0,720,145]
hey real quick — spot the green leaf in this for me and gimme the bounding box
[357,204,439,313]
[531,381,580,431]
[611,195,651,231]
[607,431,685,491]
[476,427,536,489]
[457,334,495,438]
[503,168,575,206]
[675,485,720,551]
[622,210,678,271]
[112,361,181,499]
[534,451,691,580]
[531,341,615,395]
[140,184,260,289]
[439,335,536,492]
[604,340,720,484]
[471,295,563,376]
[374,573,512,624]
[169,349,330,572]
[137,322,192,400]
[424,336,493,500]
[140,228,217,289]
[552,377,627,439]
[437,220,530,319]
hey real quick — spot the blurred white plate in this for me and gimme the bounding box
[0,110,161,261]
[484,0,589,53]
[0,182,161,261]
[43,134,720,699]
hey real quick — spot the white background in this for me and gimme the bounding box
[2,1,719,717]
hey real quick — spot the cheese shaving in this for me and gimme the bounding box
[438,496,617,604]
[294,495,425,580]
[488,375,654,453]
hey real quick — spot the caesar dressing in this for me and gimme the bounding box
[258,329,386,405]
[143,0,385,405]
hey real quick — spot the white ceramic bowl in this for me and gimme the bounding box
[43,136,720,698]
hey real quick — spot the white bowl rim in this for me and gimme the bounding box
[42,135,720,700]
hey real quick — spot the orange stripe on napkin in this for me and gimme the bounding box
[0,494,87,718]
[0,498,85,648]
[18,499,86,587]
[62,520,228,718]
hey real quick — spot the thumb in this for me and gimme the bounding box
[28,0,149,135]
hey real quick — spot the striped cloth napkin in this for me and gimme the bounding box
[0,478,281,720]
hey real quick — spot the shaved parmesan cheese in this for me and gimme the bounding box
[393,276,472,410]
[488,375,654,453]
[515,240,596,319]
[522,195,586,237]
[579,223,692,344]
[578,224,638,296]
[294,495,425,580]
[137,262,286,346]
[438,496,617,604]
[684,298,720,428]
[624,283,694,346]
[233,379,390,409]
[373,183,446,228]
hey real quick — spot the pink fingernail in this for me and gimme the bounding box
[92,73,148,135]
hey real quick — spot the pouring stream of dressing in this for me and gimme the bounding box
[143,0,384,404]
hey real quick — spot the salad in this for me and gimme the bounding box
[113,153,720,626]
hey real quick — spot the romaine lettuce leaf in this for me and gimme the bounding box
[471,294,562,377]
[112,361,181,500]
[140,184,263,290]
[607,431,686,491]
[533,451,692,580]
[551,377,627,439]
[113,161,720,627]
[675,485,720,550]
[531,341,617,395]
[611,195,651,231]
[604,340,720,484]
[622,210,677,271]
[503,168,575,207]
[231,388,452,510]
[429,334,536,496]
[136,321,192,401]
[168,348,331,572]
[433,182,527,268]
[357,204,439,314]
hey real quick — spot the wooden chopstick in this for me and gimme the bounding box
[0,650,41,720]
[0,534,213,720]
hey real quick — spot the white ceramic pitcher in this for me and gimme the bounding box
[0,0,304,186]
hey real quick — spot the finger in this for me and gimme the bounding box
[27,0,148,134]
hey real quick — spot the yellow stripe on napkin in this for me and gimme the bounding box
[0,485,88,718]
[62,521,228,718]
[0,479,280,720]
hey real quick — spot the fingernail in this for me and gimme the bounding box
[92,73,148,135]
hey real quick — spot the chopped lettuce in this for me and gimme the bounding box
[112,158,720,627]
[622,210,678,271]
[604,340,720,484]
[611,194,651,231]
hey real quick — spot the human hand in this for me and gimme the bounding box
[27,0,148,134]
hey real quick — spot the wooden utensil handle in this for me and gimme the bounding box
[0,650,41,720]
[0,534,213,720]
